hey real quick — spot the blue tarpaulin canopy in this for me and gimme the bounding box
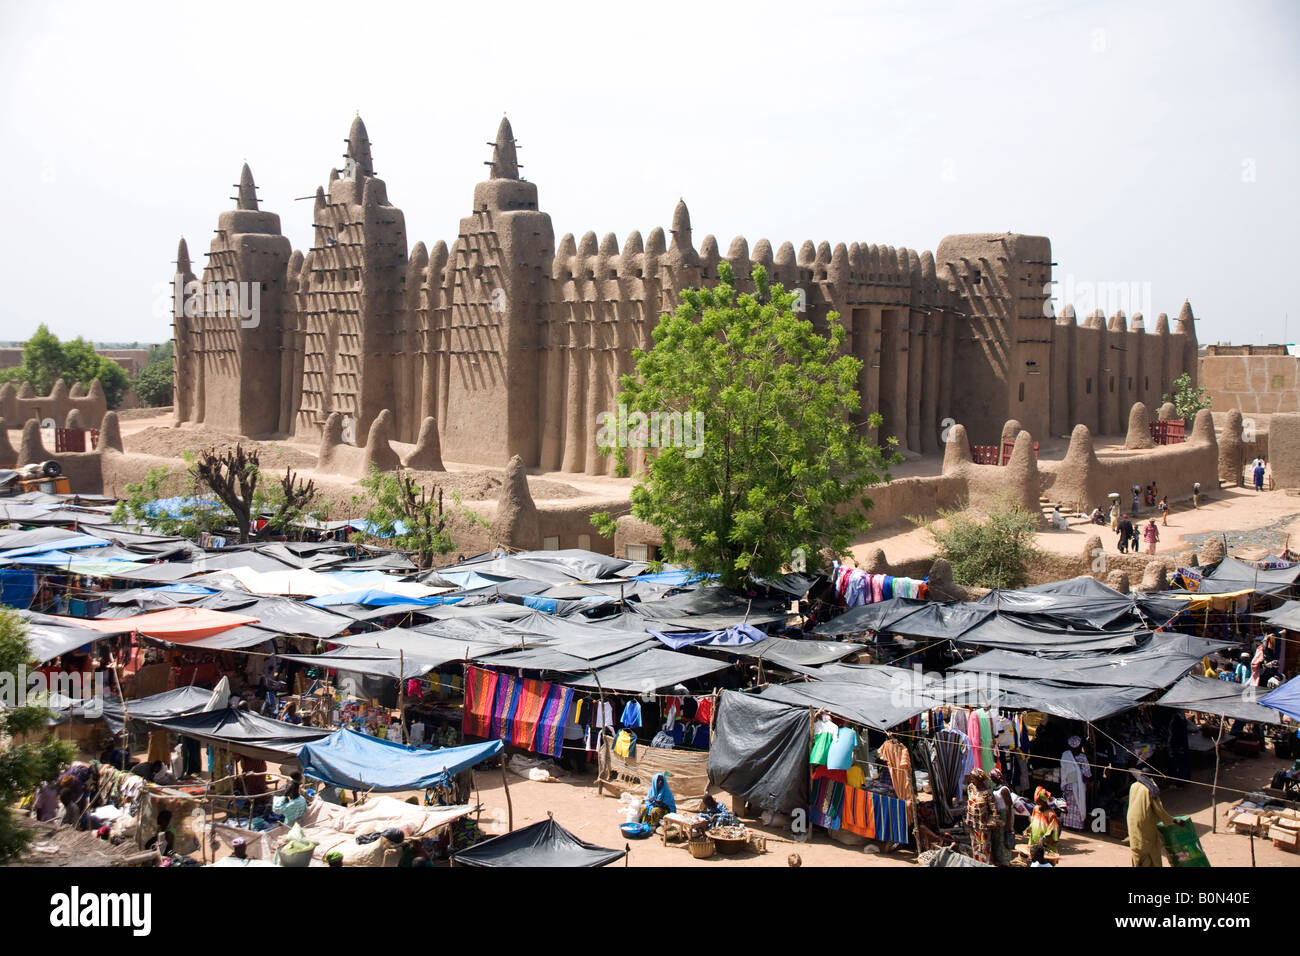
[306,589,464,608]
[649,623,765,650]
[1261,675,1300,722]
[0,533,109,561]
[298,730,503,791]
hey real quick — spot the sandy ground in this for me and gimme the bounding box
[396,744,1300,868]
[27,725,1298,869]
[854,485,1300,567]
[112,414,596,506]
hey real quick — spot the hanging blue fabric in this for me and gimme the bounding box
[620,700,642,728]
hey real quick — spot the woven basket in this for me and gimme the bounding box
[688,837,715,859]
[707,828,749,855]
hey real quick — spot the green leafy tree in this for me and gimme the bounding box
[8,325,65,393]
[133,342,174,406]
[915,493,1045,589]
[593,262,900,588]
[0,609,77,862]
[357,468,487,569]
[1162,371,1212,422]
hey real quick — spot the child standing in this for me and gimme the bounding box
[1159,495,1169,526]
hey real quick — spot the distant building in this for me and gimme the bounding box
[0,347,149,377]
[1200,344,1300,414]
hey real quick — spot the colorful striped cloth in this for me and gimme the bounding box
[841,785,874,838]
[840,786,909,843]
[872,791,909,843]
[490,672,522,741]
[510,678,550,749]
[809,776,844,830]
[534,684,575,758]
[462,666,499,739]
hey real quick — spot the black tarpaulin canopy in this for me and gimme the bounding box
[451,817,627,867]
[759,678,940,731]
[325,603,439,622]
[932,674,1154,722]
[954,614,1144,653]
[952,633,1231,689]
[448,549,632,582]
[193,592,353,638]
[504,549,633,580]
[276,648,442,680]
[789,661,940,691]
[707,691,810,814]
[750,572,822,598]
[879,602,992,639]
[477,642,656,673]
[1156,675,1289,725]
[810,597,931,635]
[497,610,648,642]
[975,580,1185,628]
[97,685,216,733]
[623,585,780,621]
[141,706,331,761]
[18,616,103,664]
[332,626,531,663]
[430,555,583,585]
[487,622,658,663]
[1203,556,1300,592]
[724,636,864,668]
[643,609,791,631]
[1255,601,1300,630]
[563,648,731,692]
[150,623,283,651]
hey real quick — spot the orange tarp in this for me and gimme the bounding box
[52,607,259,643]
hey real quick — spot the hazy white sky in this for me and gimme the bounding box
[1,0,1296,345]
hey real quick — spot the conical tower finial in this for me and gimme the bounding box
[489,116,519,180]
[237,163,258,210]
[176,238,191,274]
[670,199,692,251]
[347,115,373,178]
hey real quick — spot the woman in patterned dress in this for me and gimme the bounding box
[965,769,998,864]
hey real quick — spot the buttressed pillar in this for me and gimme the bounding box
[441,118,554,467]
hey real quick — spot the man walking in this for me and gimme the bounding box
[1117,513,1134,554]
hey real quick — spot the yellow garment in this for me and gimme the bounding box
[846,765,866,789]
[1126,781,1175,867]
[613,730,635,759]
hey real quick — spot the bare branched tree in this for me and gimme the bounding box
[191,446,317,543]
[193,444,259,544]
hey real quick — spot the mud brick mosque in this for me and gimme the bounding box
[170,117,1199,473]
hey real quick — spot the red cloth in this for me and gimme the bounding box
[694,697,713,725]
[462,666,499,739]
[812,766,848,783]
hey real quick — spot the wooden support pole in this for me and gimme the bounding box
[500,758,514,833]
[1211,718,1225,834]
